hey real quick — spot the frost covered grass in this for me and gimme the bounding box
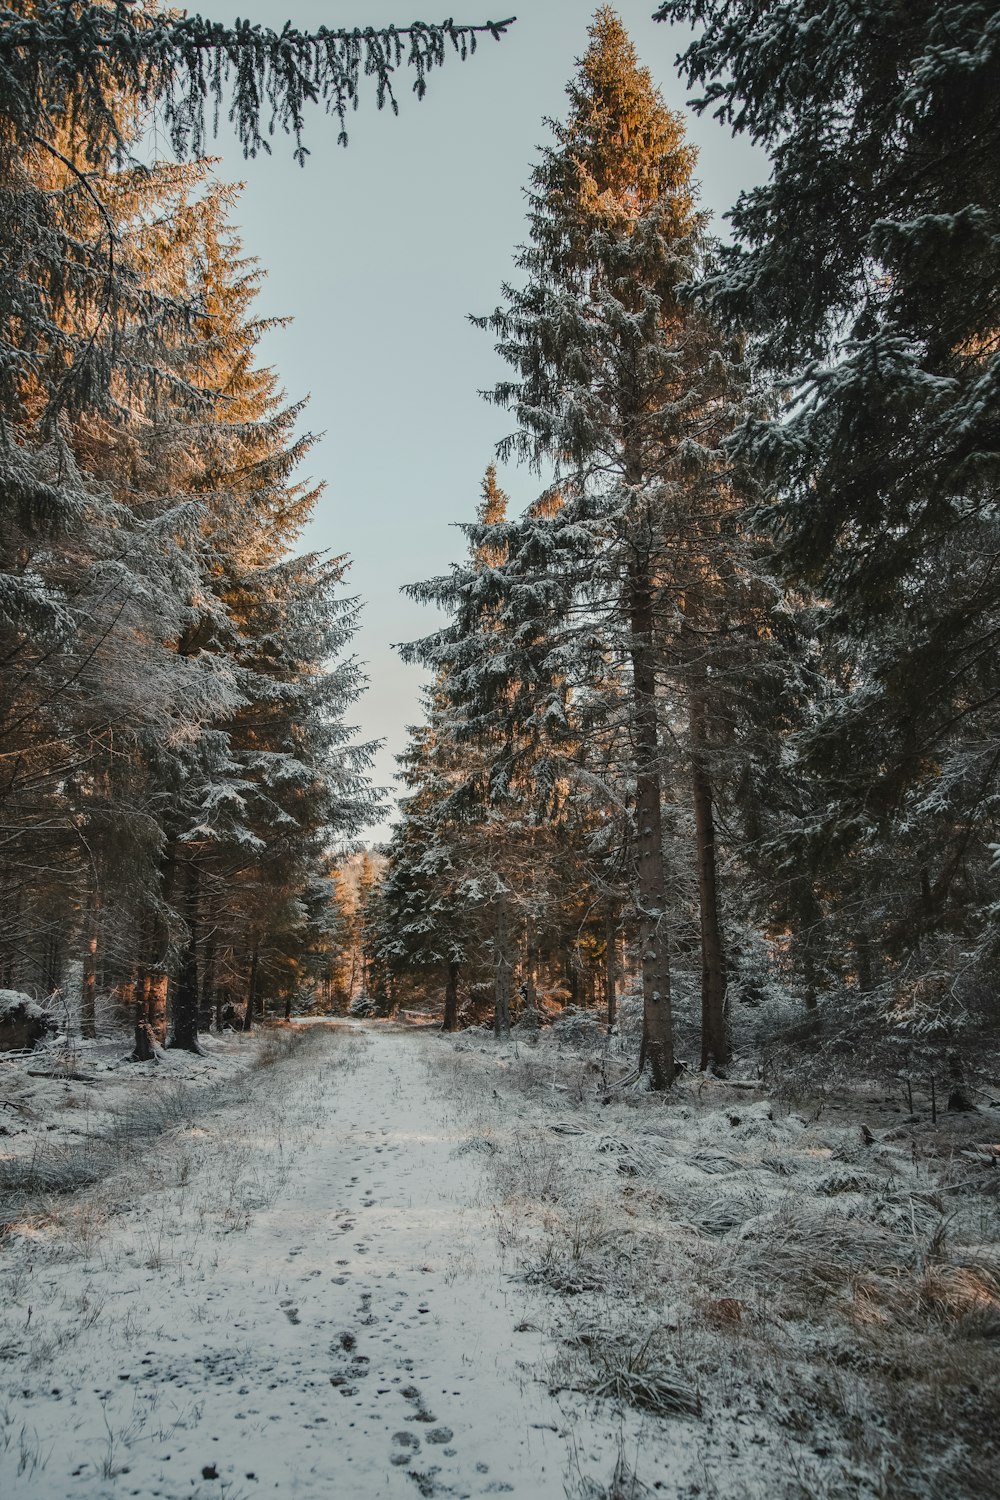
[0,1024,321,1232]
[431,1025,1000,1500]
[0,1022,368,1498]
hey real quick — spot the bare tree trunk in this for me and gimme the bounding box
[199,923,217,1033]
[80,892,98,1040]
[169,862,200,1052]
[493,894,513,1039]
[242,937,260,1032]
[132,969,156,1062]
[132,843,176,1059]
[604,909,618,1028]
[215,949,229,1033]
[525,937,539,1011]
[148,968,168,1048]
[44,930,63,998]
[691,694,730,1071]
[630,557,673,1089]
[132,908,168,1061]
[443,959,460,1032]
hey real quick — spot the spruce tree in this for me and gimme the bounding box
[410,11,752,1084]
[655,0,1000,1010]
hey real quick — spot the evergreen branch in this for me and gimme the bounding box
[0,5,517,160]
[29,135,119,422]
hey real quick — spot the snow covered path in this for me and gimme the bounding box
[0,1024,576,1500]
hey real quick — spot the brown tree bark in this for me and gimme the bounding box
[604,909,618,1029]
[132,912,168,1061]
[493,893,513,1038]
[242,937,260,1032]
[132,969,155,1062]
[169,862,200,1052]
[132,842,177,1059]
[80,892,98,1040]
[690,694,730,1071]
[630,556,674,1089]
[199,924,217,1033]
[147,969,168,1046]
[524,938,539,1012]
[443,959,460,1032]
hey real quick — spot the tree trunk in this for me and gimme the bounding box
[44,930,63,998]
[132,902,169,1061]
[947,1052,976,1112]
[80,892,98,1041]
[525,938,539,1011]
[443,959,460,1032]
[147,968,168,1047]
[169,862,200,1051]
[132,969,156,1062]
[493,894,512,1038]
[132,843,176,1059]
[215,949,229,1033]
[691,694,730,1071]
[200,924,217,1033]
[630,558,673,1089]
[604,909,618,1029]
[242,937,260,1032]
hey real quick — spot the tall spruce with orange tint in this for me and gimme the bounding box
[472,10,749,1084]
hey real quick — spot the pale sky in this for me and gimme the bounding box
[190,2,765,841]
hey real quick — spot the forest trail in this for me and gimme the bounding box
[0,1024,591,1500]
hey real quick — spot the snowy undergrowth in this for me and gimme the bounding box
[0,1028,304,1229]
[0,1025,362,1490]
[431,1029,1000,1500]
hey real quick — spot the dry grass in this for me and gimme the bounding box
[429,1029,1000,1500]
[558,1328,702,1416]
[0,1024,320,1232]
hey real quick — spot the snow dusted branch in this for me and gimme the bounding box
[0,4,517,160]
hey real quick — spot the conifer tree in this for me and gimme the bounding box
[0,92,374,1042]
[377,688,477,1032]
[409,11,752,1084]
[655,0,1000,1008]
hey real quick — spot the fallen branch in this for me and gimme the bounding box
[26,1069,101,1084]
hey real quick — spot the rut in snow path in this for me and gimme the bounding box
[0,1023,589,1500]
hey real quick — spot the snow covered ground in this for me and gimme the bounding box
[1,1021,998,1500]
[0,1024,611,1499]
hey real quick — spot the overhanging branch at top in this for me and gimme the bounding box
[0,3,518,162]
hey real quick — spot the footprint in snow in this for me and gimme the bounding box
[280,1302,301,1325]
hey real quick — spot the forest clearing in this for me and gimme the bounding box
[1,1019,997,1500]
